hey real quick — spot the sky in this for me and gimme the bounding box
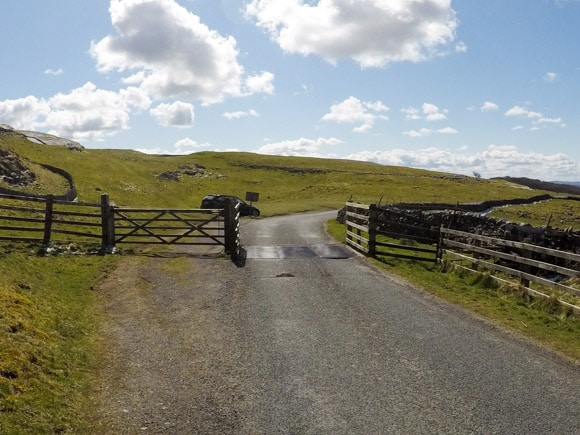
[1,0,579,182]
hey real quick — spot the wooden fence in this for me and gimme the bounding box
[345,202,440,262]
[442,228,580,312]
[0,193,241,259]
[345,201,580,313]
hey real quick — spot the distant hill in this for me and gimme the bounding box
[494,177,580,196]
[2,128,579,220]
[552,181,580,188]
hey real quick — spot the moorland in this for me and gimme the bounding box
[1,130,579,433]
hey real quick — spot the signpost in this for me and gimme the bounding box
[245,191,259,205]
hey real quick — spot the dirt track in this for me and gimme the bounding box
[92,251,247,433]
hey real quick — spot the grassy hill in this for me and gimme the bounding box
[1,131,579,433]
[1,131,572,218]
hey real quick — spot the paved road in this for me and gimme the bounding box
[96,210,579,434]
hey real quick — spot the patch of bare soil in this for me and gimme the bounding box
[91,253,248,434]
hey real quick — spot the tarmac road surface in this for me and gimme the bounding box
[95,210,580,434]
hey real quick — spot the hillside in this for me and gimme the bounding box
[495,176,580,196]
[1,130,568,215]
[1,130,579,433]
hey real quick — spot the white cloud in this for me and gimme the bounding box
[0,82,152,141]
[44,68,64,76]
[91,0,272,104]
[505,105,538,118]
[244,71,275,95]
[402,107,421,120]
[544,72,558,83]
[403,127,457,137]
[537,117,563,125]
[174,137,210,151]
[481,101,498,112]
[403,103,448,121]
[120,87,152,111]
[322,96,389,133]
[438,127,458,134]
[134,147,166,155]
[222,109,259,120]
[422,103,447,121]
[254,137,343,157]
[44,83,141,141]
[245,0,460,68]
[345,144,578,180]
[135,137,211,155]
[455,41,468,53]
[150,101,194,127]
[505,104,564,129]
[401,103,449,121]
[0,96,50,130]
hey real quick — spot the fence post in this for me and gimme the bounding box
[436,225,444,262]
[223,199,234,255]
[520,250,531,287]
[42,194,54,248]
[108,202,116,251]
[100,194,115,253]
[471,230,481,271]
[368,204,377,257]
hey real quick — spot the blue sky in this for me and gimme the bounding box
[1,0,579,181]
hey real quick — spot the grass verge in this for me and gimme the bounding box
[326,219,580,362]
[0,249,117,434]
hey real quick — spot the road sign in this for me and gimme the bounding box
[245,191,259,202]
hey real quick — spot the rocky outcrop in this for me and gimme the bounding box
[0,124,84,151]
[18,130,84,151]
[157,164,225,181]
[0,148,36,186]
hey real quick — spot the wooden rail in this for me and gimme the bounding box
[0,193,241,260]
[441,228,580,300]
[344,201,580,313]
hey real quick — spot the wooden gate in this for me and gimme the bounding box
[112,208,226,246]
[0,193,241,259]
[101,195,240,256]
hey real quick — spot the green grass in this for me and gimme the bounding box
[1,134,562,215]
[489,198,580,230]
[326,219,580,361]
[1,132,580,432]
[0,250,117,434]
